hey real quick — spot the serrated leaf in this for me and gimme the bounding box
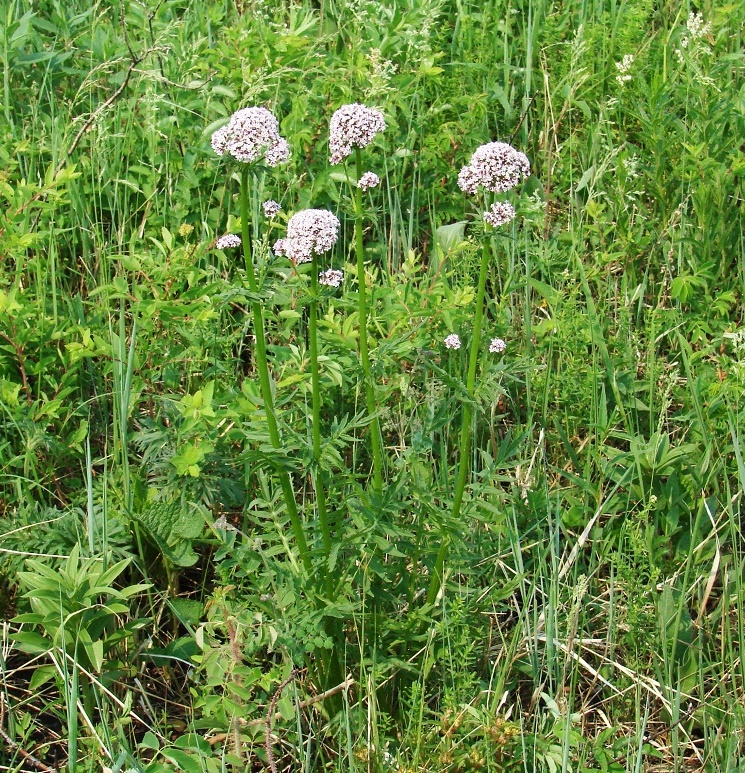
[133,501,201,567]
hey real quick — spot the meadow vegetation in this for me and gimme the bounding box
[0,0,744,770]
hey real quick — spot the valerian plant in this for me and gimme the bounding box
[203,96,533,707]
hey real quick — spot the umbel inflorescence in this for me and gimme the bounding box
[263,200,281,218]
[483,201,516,227]
[274,209,341,265]
[319,269,344,288]
[215,233,241,249]
[458,141,530,195]
[329,103,386,165]
[358,171,380,191]
[211,106,290,166]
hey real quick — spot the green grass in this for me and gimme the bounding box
[1,0,744,770]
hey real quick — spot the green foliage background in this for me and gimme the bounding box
[1,0,744,770]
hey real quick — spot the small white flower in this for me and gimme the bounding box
[458,142,530,195]
[263,200,281,218]
[215,233,241,249]
[274,209,340,264]
[489,337,507,354]
[483,201,516,227]
[615,53,634,84]
[210,106,289,166]
[319,269,344,287]
[444,333,461,350]
[264,137,290,167]
[329,103,386,165]
[358,171,380,191]
[686,11,711,39]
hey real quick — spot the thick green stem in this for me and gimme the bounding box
[353,148,384,491]
[240,167,311,574]
[427,237,491,605]
[309,254,332,592]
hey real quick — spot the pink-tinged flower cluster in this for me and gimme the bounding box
[458,142,530,195]
[215,233,241,249]
[444,333,461,350]
[211,107,290,166]
[273,209,340,264]
[263,200,281,218]
[483,201,516,227]
[358,171,380,191]
[329,103,386,165]
[489,337,507,354]
[319,269,344,287]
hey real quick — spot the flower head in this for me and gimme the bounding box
[483,201,516,228]
[264,137,290,167]
[215,233,242,249]
[263,200,281,218]
[686,11,711,39]
[489,337,507,354]
[211,106,290,166]
[319,269,344,287]
[329,103,386,165]
[273,209,340,264]
[458,142,530,195]
[444,333,461,350]
[615,54,634,85]
[358,171,380,191]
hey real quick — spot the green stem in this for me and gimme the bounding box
[353,148,384,491]
[240,167,311,574]
[427,237,491,605]
[309,254,332,593]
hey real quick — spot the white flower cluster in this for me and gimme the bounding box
[489,337,507,353]
[458,142,530,195]
[273,209,340,264]
[444,333,461,350]
[483,201,516,228]
[676,12,712,62]
[329,103,386,165]
[211,107,290,166]
[215,233,241,249]
[263,200,281,218]
[615,54,634,85]
[319,269,344,287]
[358,171,380,191]
[687,11,711,39]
